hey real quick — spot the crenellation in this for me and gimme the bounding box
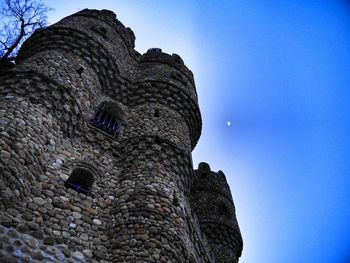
[140,48,195,87]
[0,9,242,263]
[69,9,137,50]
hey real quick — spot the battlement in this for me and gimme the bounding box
[193,162,233,201]
[70,9,136,49]
[140,48,195,85]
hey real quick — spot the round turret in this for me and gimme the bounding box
[140,48,195,87]
[190,162,243,263]
[16,9,138,100]
[134,48,202,149]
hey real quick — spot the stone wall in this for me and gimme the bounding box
[0,9,242,263]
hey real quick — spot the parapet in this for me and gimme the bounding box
[193,162,234,201]
[69,9,137,49]
[140,48,195,86]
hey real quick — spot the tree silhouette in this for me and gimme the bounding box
[0,0,51,62]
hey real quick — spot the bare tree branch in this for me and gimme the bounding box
[0,0,52,62]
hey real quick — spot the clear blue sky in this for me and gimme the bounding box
[17,0,350,262]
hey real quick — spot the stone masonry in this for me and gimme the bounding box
[0,9,243,263]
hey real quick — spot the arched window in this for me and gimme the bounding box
[64,167,94,195]
[90,101,121,136]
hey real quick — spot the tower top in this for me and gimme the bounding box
[194,162,234,201]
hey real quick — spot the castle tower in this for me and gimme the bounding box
[0,9,242,262]
[190,163,243,263]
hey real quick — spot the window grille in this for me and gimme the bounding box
[90,101,120,136]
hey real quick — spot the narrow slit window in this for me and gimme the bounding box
[154,109,160,117]
[173,196,179,207]
[64,168,94,195]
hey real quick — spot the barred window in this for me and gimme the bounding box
[90,101,121,136]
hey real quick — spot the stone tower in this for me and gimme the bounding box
[0,9,243,263]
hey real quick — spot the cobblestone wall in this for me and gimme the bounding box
[0,9,242,262]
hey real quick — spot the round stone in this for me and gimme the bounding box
[13,248,23,258]
[55,252,66,261]
[92,219,102,225]
[130,239,137,247]
[72,212,82,219]
[82,249,93,258]
[80,234,88,241]
[46,246,59,254]
[68,223,76,229]
[31,250,44,260]
[33,197,46,206]
[52,230,61,236]
[59,173,69,181]
[152,253,160,260]
[7,229,18,238]
[72,251,84,261]
[43,236,55,245]
[24,237,39,249]
[60,196,69,203]
[149,227,158,234]
[62,231,70,238]
[61,248,71,257]
[26,222,39,231]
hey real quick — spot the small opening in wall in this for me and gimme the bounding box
[173,196,179,207]
[154,137,162,145]
[154,109,160,117]
[65,167,95,195]
[76,67,84,75]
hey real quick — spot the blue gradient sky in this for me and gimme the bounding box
[20,0,350,262]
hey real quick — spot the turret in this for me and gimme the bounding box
[133,48,202,150]
[108,47,204,260]
[16,9,138,101]
[190,162,243,262]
